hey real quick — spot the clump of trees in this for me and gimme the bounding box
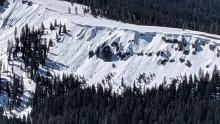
[0,0,6,6]
[0,72,25,110]
[1,66,220,124]
[66,0,220,35]
[15,66,220,124]
[10,24,48,78]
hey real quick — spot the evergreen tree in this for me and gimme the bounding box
[50,23,55,30]
[63,24,67,34]
[54,19,58,27]
[64,0,220,35]
[41,22,45,33]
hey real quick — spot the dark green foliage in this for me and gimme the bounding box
[63,24,67,34]
[12,24,48,78]
[50,23,55,30]
[54,20,58,27]
[95,46,100,58]
[0,0,6,6]
[40,22,45,33]
[59,23,62,35]
[11,74,24,108]
[0,76,25,124]
[0,117,24,124]
[0,73,24,109]
[66,0,220,34]
[25,67,220,124]
[1,67,220,124]
[49,39,54,47]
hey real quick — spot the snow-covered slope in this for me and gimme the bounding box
[0,0,220,90]
[0,0,220,116]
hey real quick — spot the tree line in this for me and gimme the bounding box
[8,24,49,78]
[0,0,6,6]
[8,20,67,79]
[1,66,220,124]
[0,21,70,124]
[0,73,25,124]
[67,0,220,34]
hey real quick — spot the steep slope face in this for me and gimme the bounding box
[0,0,220,90]
[0,0,219,116]
[49,26,220,89]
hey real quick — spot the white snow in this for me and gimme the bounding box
[0,0,220,116]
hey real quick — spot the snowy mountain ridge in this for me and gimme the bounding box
[0,0,220,88]
[0,0,220,116]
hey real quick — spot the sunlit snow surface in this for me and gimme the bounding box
[0,0,220,116]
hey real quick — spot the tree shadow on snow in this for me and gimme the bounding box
[43,59,69,71]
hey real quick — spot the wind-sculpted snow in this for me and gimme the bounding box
[48,23,220,90]
[0,0,220,87]
[0,0,220,116]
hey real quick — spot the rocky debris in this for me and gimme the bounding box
[185,60,192,67]
[179,57,185,63]
[209,44,216,51]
